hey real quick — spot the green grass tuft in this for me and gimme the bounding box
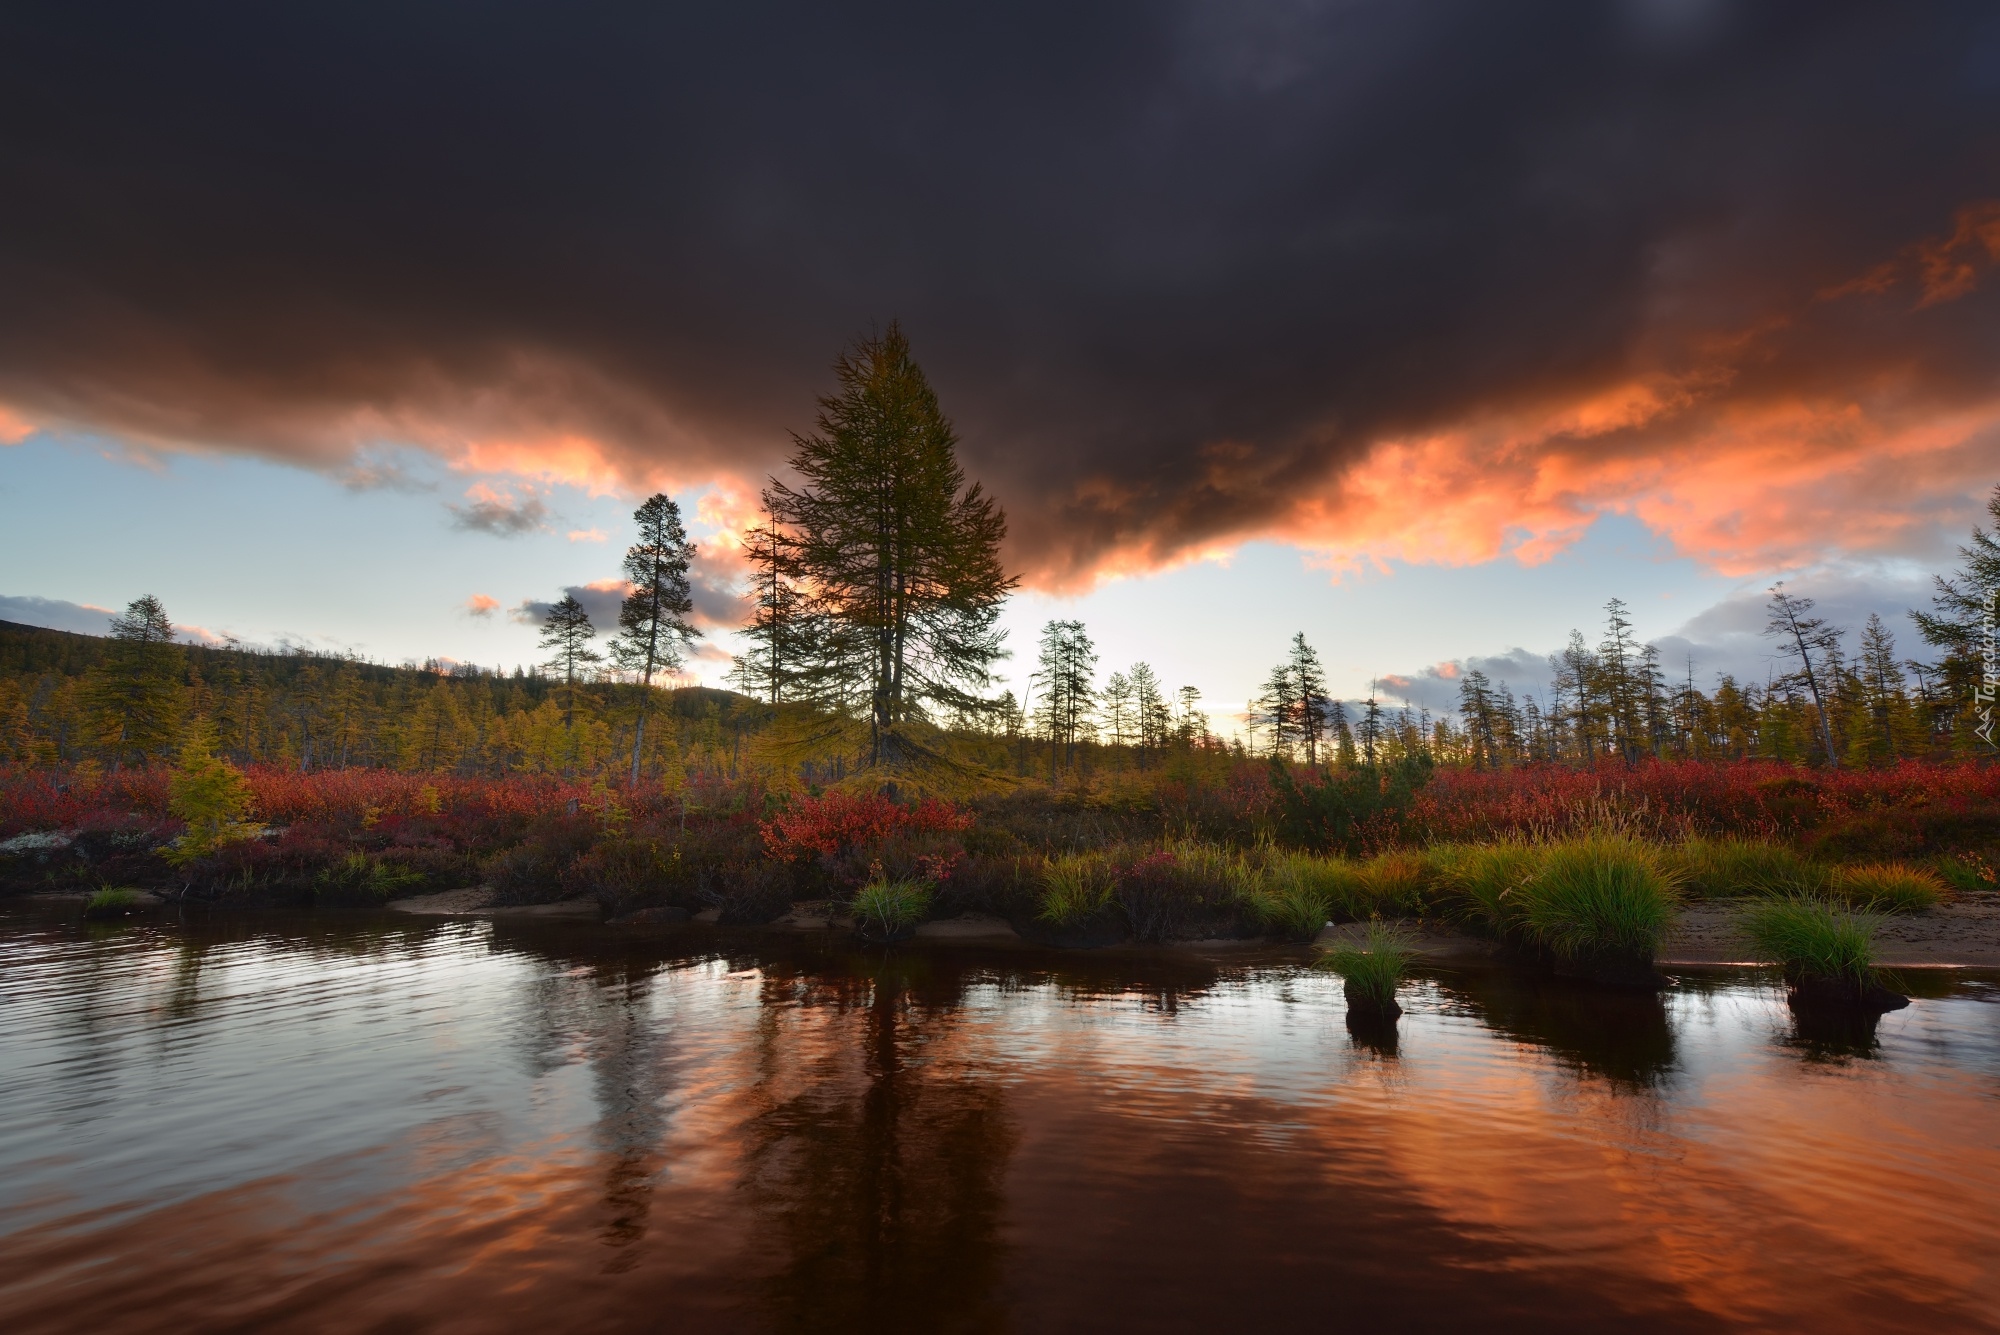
[1037,851,1114,926]
[314,852,424,901]
[1430,839,1543,933]
[1828,862,1947,913]
[1741,896,1879,984]
[84,887,144,912]
[1359,850,1433,915]
[1315,920,1416,1007]
[1254,861,1333,939]
[851,879,931,936]
[1513,834,1680,961]
[1664,837,1828,900]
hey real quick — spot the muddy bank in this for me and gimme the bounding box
[1664,893,2000,967]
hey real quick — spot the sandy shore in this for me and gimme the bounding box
[1662,894,2000,967]
[386,886,599,919]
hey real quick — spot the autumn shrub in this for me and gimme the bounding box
[762,791,970,862]
[484,812,598,904]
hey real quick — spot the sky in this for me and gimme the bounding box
[3,1,1997,730]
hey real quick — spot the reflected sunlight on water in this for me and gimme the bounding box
[1,902,1995,1333]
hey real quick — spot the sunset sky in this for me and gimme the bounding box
[4,1,1997,725]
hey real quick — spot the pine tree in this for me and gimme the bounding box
[764,324,1016,766]
[539,595,601,730]
[615,493,698,784]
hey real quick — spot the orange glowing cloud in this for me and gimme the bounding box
[0,403,35,444]
[464,594,500,617]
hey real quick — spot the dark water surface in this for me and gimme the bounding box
[2,903,1996,1333]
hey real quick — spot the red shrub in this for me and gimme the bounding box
[762,791,971,862]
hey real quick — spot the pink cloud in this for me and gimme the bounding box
[464,593,500,617]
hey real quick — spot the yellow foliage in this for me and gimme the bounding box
[166,718,262,866]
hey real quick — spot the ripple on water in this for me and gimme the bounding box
[0,902,1996,1334]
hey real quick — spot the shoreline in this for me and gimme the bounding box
[16,887,1999,969]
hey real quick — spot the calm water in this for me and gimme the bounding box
[1,903,1996,1334]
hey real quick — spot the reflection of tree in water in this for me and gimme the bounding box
[502,940,676,1269]
[583,962,673,1269]
[740,951,1015,1334]
[1434,967,1678,1089]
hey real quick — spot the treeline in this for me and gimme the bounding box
[0,615,768,781]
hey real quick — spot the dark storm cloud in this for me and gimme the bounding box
[3,1,1999,581]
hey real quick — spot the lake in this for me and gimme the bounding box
[1,901,1996,1333]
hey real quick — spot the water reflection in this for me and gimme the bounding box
[740,955,1013,1331]
[1428,965,1680,1087]
[1,903,1996,1334]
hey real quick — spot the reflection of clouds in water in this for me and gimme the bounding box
[3,915,1998,1331]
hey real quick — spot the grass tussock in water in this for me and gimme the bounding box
[1315,919,1416,1008]
[851,879,931,937]
[1741,896,1880,984]
[84,887,143,912]
[1828,862,1947,913]
[1665,837,1828,900]
[1512,834,1680,962]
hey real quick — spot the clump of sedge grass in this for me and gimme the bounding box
[314,851,424,902]
[1359,850,1432,915]
[1163,838,1264,904]
[1828,863,1947,914]
[84,887,144,913]
[1932,852,1995,896]
[1513,834,1680,962]
[1037,851,1113,926]
[1665,837,1827,900]
[851,879,931,938]
[1429,839,1543,934]
[1740,896,1879,985]
[1255,859,1335,940]
[1315,920,1416,1009]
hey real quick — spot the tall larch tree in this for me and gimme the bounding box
[540,595,601,730]
[765,324,1016,767]
[616,493,698,785]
